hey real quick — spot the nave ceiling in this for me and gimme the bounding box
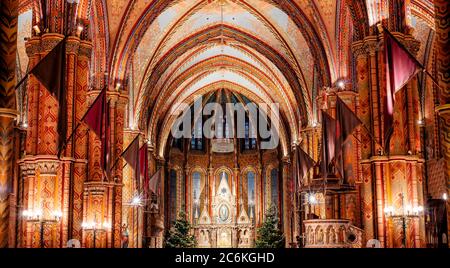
[16,0,437,158]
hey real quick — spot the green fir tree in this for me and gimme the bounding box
[164,211,196,248]
[255,205,285,248]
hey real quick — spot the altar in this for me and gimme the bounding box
[194,172,254,248]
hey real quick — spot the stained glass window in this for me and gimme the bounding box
[247,172,255,217]
[192,172,201,219]
[270,168,279,208]
[243,118,256,150]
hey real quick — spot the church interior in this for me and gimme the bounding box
[0,0,448,248]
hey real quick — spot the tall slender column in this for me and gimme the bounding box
[0,0,18,248]
[281,156,291,247]
[70,40,92,242]
[110,92,127,248]
[156,158,166,248]
[434,0,450,245]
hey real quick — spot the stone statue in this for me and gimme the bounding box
[329,228,336,244]
[317,229,324,244]
[121,224,129,248]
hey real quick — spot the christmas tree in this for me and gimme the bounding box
[164,211,196,248]
[255,205,285,248]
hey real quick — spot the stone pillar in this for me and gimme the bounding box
[18,162,35,248]
[147,144,163,248]
[256,165,263,226]
[291,145,300,245]
[0,110,18,248]
[351,29,426,247]
[233,167,240,219]
[81,88,106,248]
[434,0,450,246]
[156,158,166,248]
[122,129,139,247]
[352,38,376,243]
[0,0,18,248]
[79,90,126,248]
[21,32,92,248]
[81,181,114,248]
[208,166,214,216]
[70,39,92,243]
[281,156,291,247]
[110,92,127,248]
[36,160,61,248]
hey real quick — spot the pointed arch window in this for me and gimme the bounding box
[191,119,204,151]
[192,172,202,220]
[247,171,256,217]
[270,168,279,208]
[243,117,257,150]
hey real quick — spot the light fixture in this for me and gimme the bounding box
[417,119,424,126]
[115,82,121,91]
[76,25,84,37]
[22,208,43,220]
[337,80,345,89]
[22,210,30,218]
[53,210,63,220]
[443,193,448,201]
[131,196,141,206]
[21,122,28,129]
[102,221,111,229]
[308,194,317,205]
[34,209,42,218]
[384,206,394,216]
[33,25,41,35]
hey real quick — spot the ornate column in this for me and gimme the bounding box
[351,27,426,247]
[147,144,164,248]
[352,37,376,244]
[36,160,61,248]
[110,91,127,248]
[256,165,262,226]
[18,162,36,248]
[434,0,450,245]
[81,90,127,248]
[281,156,291,247]
[22,35,60,249]
[69,39,92,243]
[233,167,240,219]
[0,0,19,248]
[155,157,166,248]
[21,31,93,248]
[291,145,300,245]
[208,166,214,216]
[122,129,139,248]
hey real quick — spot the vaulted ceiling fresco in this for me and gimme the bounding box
[17,0,437,157]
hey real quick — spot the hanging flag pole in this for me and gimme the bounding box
[15,36,69,91]
[378,24,442,91]
[58,86,107,158]
[326,91,384,152]
[110,133,141,172]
